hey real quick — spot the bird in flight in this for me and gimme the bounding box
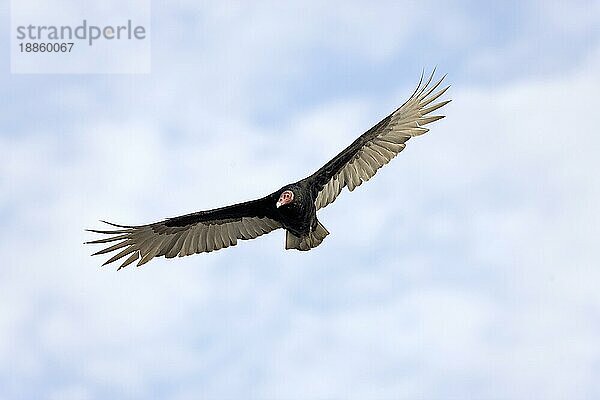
[87,70,450,269]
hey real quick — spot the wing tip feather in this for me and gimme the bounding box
[100,220,137,229]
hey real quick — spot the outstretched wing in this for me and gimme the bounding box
[86,196,281,269]
[308,70,450,210]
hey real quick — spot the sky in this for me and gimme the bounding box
[1,0,600,399]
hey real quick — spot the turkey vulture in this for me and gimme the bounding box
[87,70,450,269]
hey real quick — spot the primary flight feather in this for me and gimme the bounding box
[87,70,451,269]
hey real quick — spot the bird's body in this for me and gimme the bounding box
[87,70,451,269]
[275,183,317,235]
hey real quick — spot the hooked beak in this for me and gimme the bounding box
[276,200,283,208]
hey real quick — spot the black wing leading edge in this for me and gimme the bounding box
[86,196,281,269]
[307,70,450,210]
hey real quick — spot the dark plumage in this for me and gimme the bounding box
[87,70,451,269]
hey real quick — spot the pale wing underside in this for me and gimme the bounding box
[314,71,450,210]
[87,217,281,270]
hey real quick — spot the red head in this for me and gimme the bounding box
[276,190,294,208]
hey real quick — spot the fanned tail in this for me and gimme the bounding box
[285,220,330,251]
